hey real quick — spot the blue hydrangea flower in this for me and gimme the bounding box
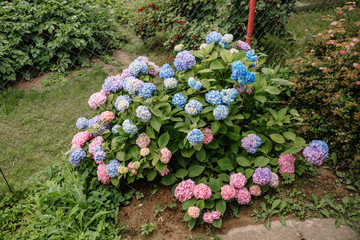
[188,77,202,90]
[174,51,196,71]
[115,95,131,112]
[123,77,144,94]
[69,148,86,166]
[111,124,121,134]
[138,83,156,99]
[219,40,229,49]
[231,61,247,82]
[88,115,101,128]
[241,134,262,154]
[221,88,238,105]
[172,93,187,108]
[102,76,123,94]
[129,60,148,77]
[187,129,204,146]
[99,123,111,135]
[106,160,121,178]
[308,140,329,160]
[222,95,234,105]
[136,106,152,123]
[122,119,137,134]
[94,145,106,162]
[116,95,132,105]
[206,31,222,44]
[213,105,229,120]
[246,51,259,62]
[76,117,88,130]
[159,64,175,79]
[164,78,178,89]
[185,100,203,116]
[205,90,224,106]
[245,72,255,84]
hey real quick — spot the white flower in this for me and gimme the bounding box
[230,48,239,54]
[174,44,184,51]
[222,34,233,43]
[200,43,208,50]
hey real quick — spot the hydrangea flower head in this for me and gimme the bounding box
[123,77,144,94]
[136,133,151,148]
[136,56,149,65]
[221,88,238,105]
[88,92,107,109]
[116,100,129,113]
[174,179,195,202]
[136,106,152,123]
[269,173,279,187]
[205,90,224,106]
[88,136,104,155]
[122,120,137,134]
[120,69,133,81]
[76,117,88,130]
[309,140,329,159]
[213,105,229,120]
[159,166,169,176]
[249,185,261,196]
[97,164,111,184]
[187,129,204,146]
[246,51,259,62]
[303,146,327,166]
[200,43,208,50]
[203,211,221,223]
[111,124,121,134]
[94,145,106,163]
[222,34,234,43]
[129,59,148,77]
[164,78,178,89]
[106,160,121,178]
[100,111,115,122]
[241,134,262,154]
[102,75,123,94]
[140,147,150,156]
[160,147,172,164]
[72,130,92,148]
[221,185,236,200]
[138,83,156,99]
[69,148,86,166]
[230,172,247,188]
[174,51,196,71]
[99,123,111,135]
[201,128,214,144]
[230,48,239,54]
[245,72,255,84]
[278,153,296,175]
[188,77,202,90]
[159,64,175,79]
[148,62,160,77]
[236,187,251,204]
[118,166,129,174]
[174,44,184,52]
[231,61,247,83]
[188,206,201,218]
[252,167,272,185]
[172,93,187,108]
[235,40,251,52]
[206,31,222,44]
[185,100,203,116]
[193,183,212,199]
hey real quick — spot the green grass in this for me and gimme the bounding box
[0,64,120,192]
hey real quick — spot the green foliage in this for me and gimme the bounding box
[140,221,156,236]
[134,0,296,49]
[0,0,125,86]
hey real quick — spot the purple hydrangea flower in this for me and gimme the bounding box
[235,40,251,52]
[69,148,86,166]
[252,167,272,186]
[303,147,327,166]
[88,115,101,128]
[309,140,329,159]
[120,69,133,81]
[76,117,88,130]
[174,51,196,71]
[94,145,106,162]
[241,134,262,154]
[99,123,111,135]
[102,76,123,94]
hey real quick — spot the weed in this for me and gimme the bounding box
[140,221,156,236]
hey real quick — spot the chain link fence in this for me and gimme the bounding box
[0,0,346,193]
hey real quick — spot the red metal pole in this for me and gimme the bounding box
[246,0,257,46]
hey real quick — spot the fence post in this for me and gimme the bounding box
[246,0,257,46]
[0,167,13,193]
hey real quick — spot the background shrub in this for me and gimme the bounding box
[0,0,125,86]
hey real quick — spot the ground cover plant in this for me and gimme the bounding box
[68,31,330,229]
[286,2,360,183]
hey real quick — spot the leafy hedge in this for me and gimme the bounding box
[0,0,125,86]
[134,0,296,49]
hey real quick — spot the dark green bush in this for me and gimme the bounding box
[0,0,125,86]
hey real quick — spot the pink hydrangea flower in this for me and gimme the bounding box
[174,179,195,202]
[230,173,247,189]
[310,49,315,52]
[340,50,346,55]
[148,62,160,77]
[160,147,172,164]
[97,163,111,184]
[100,111,115,122]
[221,185,236,200]
[140,147,150,156]
[356,81,360,85]
[127,162,138,175]
[278,153,296,175]
[235,187,251,204]
[330,21,337,26]
[159,166,169,176]
[100,90,108,96]
[203,211,221,223]
[249,185,261,196]
[349,6,354,10]
[71,130,92,148]
[136,133,151,148]
[188,206,201,218]
[354,63,359,68]
[88,136,104,155]
[201,128,214,144]
[193,183,212,199]
[88,92,107,109]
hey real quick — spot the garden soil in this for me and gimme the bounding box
[117,167,352,240]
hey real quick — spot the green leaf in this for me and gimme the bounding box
[227,132,240,140]
[146,126,156,139]
[150,116,161,132]
[271,199,282,210]
[212,219,222,228]
[254,95,266,103]
[184,213,191,222]
[160,173,177,186]
[198,69,212,73]
[181,149,195,158]
[205,199,215,209]
[111,178,119,187]
[245,168,254,179]
[147,170,157,181]
[218,173,229,182]
[216,199,226,215]
[211,121,221,134]
[196,199,205,210]
[188,165,205,177]
[254,156,269,167]
[182,198,197,210]
[220,49,232,63]
[208,178,221,192]
[270,134,285,144]
[283,131,296,141]
[195,148,206,162]
[264,86,281,95]
[158,132,170,148]
[210,58,226,70]
[175,169,188,179]
[283,146,303,155]
[188,218,196,230]
[218,158,234,171]
[237,156,251,167]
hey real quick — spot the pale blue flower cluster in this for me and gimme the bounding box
[129,59,148,77]
[219,33,233,49]
[187,129,204,146]
[102,76,123,94]
[246,51,259,62]
[111,124,121,134]
[185,100,203,116]
[213,105,229,120]
[136,106,152,123]
[221,88,238,105]
[115,95,132,112]
[174,51,196,71]
[94,145,106,162]
[122,119,137,134]
[206,31,222,44]
[188,77,202,90]
[76,117,88,130]
[241,134,262,154]
[205,90,224,106]
[172,93,187,108]
[123,77,144,94]
[159,64,175,79]
[88,115,101,128]
[164,78,178,89]
[69,148,86,166]
[138,83,156,99]
[106,160,121,178]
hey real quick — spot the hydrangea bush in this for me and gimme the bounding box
[67,31,328,229]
